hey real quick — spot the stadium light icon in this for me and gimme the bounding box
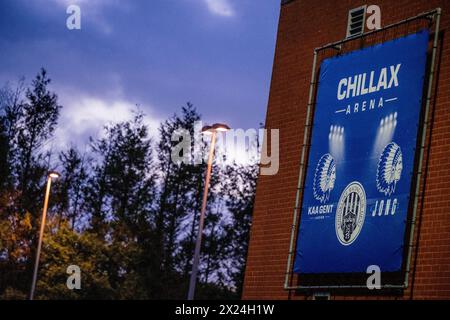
[373,112,398,156]
[328,125,344,161]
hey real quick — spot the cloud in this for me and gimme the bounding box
[203,0,234,17]
[53,94,161,152]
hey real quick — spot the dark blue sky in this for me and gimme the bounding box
[0,0,280,148]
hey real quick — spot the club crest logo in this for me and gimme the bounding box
[376,142,403,196]
[335,182,366,246]
[313,153,336,203]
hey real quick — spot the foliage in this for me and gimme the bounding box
[0,70,258,300]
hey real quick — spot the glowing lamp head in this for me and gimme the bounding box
[48,171,60,179]
[201,123,231,135]
[212,123,230,132]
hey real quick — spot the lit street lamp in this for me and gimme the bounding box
[29,171,60,300]
[187,123,230,300]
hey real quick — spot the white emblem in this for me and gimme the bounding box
[376,142,403,196]
[335,182,366,246]
[313,153,336,203]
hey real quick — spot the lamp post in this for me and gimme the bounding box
[30,171,60,300]
[187,123,230,300]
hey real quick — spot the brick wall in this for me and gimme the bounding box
[243,0,450,300]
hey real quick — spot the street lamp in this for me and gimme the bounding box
[187,123,230,300]
[29,171,60,300]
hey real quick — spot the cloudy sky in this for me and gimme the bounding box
[0,0,280,151]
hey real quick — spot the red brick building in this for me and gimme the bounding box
[243,0,450,300]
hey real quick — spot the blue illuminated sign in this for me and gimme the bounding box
[293,30,429,274]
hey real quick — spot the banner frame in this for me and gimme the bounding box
[283,7,442,291]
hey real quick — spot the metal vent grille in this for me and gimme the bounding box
[346,6,366,38]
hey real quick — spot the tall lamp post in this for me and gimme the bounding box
[30,171,60,300]
[187,123,230,300]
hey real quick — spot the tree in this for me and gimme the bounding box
[0,79,25,190]
[35,218,115,300]
[0,116,8,189]
[0,206,33,297]
[222,162,258,297]
[0,70,62,298]
[85,111,158,298]
[15,69,61,220]
[54,147,88,230]
[155,103,211,298]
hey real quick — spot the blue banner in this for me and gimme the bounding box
[293,30,429,274]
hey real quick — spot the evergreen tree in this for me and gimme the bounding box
[155,103,206,298]
[15,69,61,220]
[54,147,88,230]
[85,111,157,298]
[223,162,258,297]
